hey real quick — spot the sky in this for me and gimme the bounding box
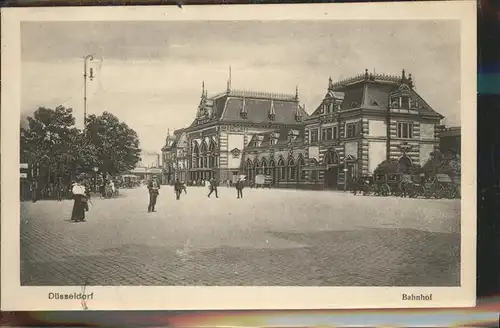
[21,20,461,153]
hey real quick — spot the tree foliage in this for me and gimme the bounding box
[85,111,141,175]
[20,106,141,183]
[374,158,421,175]
[420,151,460,177]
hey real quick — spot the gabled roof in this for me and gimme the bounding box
[309,70,444,119]
[161,128,187,152]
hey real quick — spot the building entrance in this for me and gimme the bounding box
[324,167,338,189]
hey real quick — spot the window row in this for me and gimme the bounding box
[309,122,415,140]
[192,156,218,169]
[245,167,307,182]
[309,122,361,142]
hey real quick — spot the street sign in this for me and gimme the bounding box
[20,173,28,178]
[20,163,28,169]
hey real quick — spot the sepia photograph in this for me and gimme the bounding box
[2,2,476,310]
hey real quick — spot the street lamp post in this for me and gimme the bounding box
[83,54,95,132]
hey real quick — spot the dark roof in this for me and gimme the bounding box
[188,89,309,128]
[161,128,187,151]
[245,126,305,149]
[309,70,443,119]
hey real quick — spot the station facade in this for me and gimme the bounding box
[162,69,449,189]
[241,69,445,189]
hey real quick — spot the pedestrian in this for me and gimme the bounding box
[30,180,38,203]
[236,178,244,199]
[56,181,63,201]
[174,179,183,200]
[147,175,161,212]
[71,178,88,222]
[207,178,219,198]
[182,182,188,194]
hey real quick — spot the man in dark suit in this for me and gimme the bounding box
[147,176,161,212]
[207,178,219,198]
[236,178,244,199]
[174,179,183,200]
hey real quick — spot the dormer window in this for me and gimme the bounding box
[268,100,276,121]
[401,96,410,109]
[240,98,248,119]
[295,106,303,122]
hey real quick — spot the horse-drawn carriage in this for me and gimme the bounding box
[421,173,458,199]
[354,173,424,198]
[352,172,458,199]
[120,175,139,189]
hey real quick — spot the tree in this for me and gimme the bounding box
[85,111,141,176]
[421,150,460,177]
[20,106,76,181]
[374,158,421,175]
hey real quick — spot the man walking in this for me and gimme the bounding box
[147,176,161,212]
[236,178,244,199]
[174,179,183,200]
[207,178,219,198]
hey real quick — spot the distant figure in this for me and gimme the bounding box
[99,180,106,199]
[207,178,219,198]
[71,178,87,222]
[109,180,116,195]
[31,180,38,203]
[56,181,63,201]
[147,176,161,212]
[236,178,244,199]
[174,179,183,200]
[182,182,188,194]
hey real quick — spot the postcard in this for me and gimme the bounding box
[1,1,476,310]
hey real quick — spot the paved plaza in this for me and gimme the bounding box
[20,186,461,286]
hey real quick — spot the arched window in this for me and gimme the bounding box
[288,157,296,181]
[298,156,306,181]
[208,140,217,168]
[192,142,200,168]
[245,159,253,181]
[200,141,208,154]
[254,158,261,175]
[324,150,339,165]
[269,159,276,182]
[277,157,286,181]
[261,158,268,175]
[209,140,216,153]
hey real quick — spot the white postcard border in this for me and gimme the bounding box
[1,1,477,311]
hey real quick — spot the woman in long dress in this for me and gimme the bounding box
[71,179,87,222]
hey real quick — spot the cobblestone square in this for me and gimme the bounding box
[20,186,461,286]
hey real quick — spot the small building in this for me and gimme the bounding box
[241,127,308,188]
[302,69,444,189]
[161,129,189,184]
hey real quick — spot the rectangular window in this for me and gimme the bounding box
[397,122,414,139]
[346,123,359,138]
[322,128,327,141]
[333,126,338,139]
[326,128,333,140]
[401,96,410,109]
[310,129,319,143]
